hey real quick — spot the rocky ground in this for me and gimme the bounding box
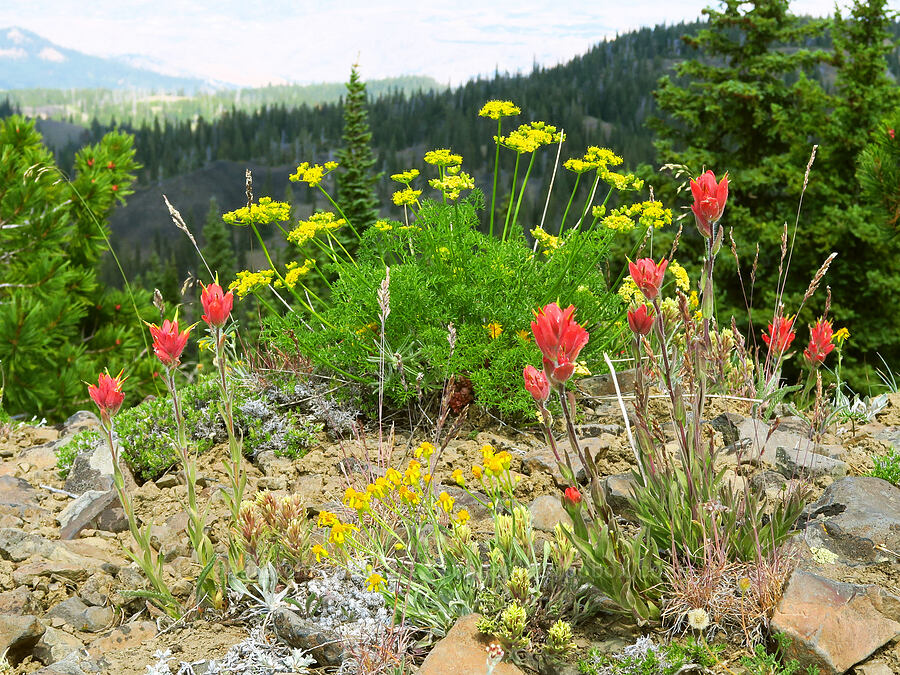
[1,380,900,674]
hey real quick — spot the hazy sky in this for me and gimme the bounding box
[1,1,895,87]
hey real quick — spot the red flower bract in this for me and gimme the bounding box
[530,303,589,386]
[762,315,796,356]
[523,364,550,403]
[690,170,729,238]
[149,319,190,367]
[564,487,582,505]
[88,370,126,420]
[200,282,234,328]
[627,304,655,336]
[804,319,835,368]
[628,258,668,302]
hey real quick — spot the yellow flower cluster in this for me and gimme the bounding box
[601,170,644,192]
[390,169,420,183]
[366,572,386,592]
[429,170,475,201]
[485,321,503,339]
[617,277,645,305]
[222,196,292,227]
[424,149,463,167]
[602,200,671,232]
[834,327,850,346]
[374,219,394,232]
[478,100,522,120]
[668,260,690,292]
[498,121,563,154]
[563,146,623,174]
[230,269,276,298]
[480,444,512,476]
[530,226,561,252]
[392,187,422,206]
[289,161,339,187]
[278,259,315,289]
[287,211,346,246]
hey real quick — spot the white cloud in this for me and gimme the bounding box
[5,28,26,44]
[38,46,65,62]
[0,47,25,59]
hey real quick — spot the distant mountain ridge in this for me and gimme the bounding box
[0,27,215,91]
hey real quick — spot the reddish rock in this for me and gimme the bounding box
[86,620,156,658]
[418,614,526,675]
[771,570,900,674]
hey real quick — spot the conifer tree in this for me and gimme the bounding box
[336,63,379,231]
[202,196,237,284]
[651,0,900,385]
[0,116,155,418]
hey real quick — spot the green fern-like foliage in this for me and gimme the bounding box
[266,191,625,420]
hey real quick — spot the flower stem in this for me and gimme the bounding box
[489,119,502,238]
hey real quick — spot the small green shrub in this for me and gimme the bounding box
[57,373,323,481]
[740,633,820,675]
[268,193,625,419]
[55,429,102,478]
[577,636,721,675]
[869,448,900,486]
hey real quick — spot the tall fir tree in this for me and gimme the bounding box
[336,63,379,231]
[651,0,900,386]
[201,196,237,284]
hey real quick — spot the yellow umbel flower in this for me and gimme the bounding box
[485,321,503,339]
[601,169,643,192]
[287,211,346,246]
[429,171,475,201]
[391,168,420,183]
[498,121,563,154]
[366,572,386,592]
[530,227,561,251]
[564,146,623,174]
[669,260,690,292]
[222,197,291,227]
[424,149,463,167]
[478,100,521,120]
[617,277,645,305]
[438,491,455,514]
[392,188,422,206]
[311,544,328,562]
[374,219,393,232]
[343,487,371,512]
[289,161,338,187]
[280,259,315,290]
[229,269,275,298]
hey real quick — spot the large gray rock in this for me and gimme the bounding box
[775,445,848,479]
[528,495,571,532]
[523,436,611,487]
[33,627,85,665]
[47,597,114,633]
[771,570,900,674]
[272,608,344,667]
[0,475,42,511]
[63,437,134,496]
[603,472,638,521]
[733,416,843,469]
[57,490,125,539]
[62,411,100,436]
[0,614,45,664]
[803,477,900,565]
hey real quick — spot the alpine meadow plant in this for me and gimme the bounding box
[224,99,670,419]
[525,171,810,640]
